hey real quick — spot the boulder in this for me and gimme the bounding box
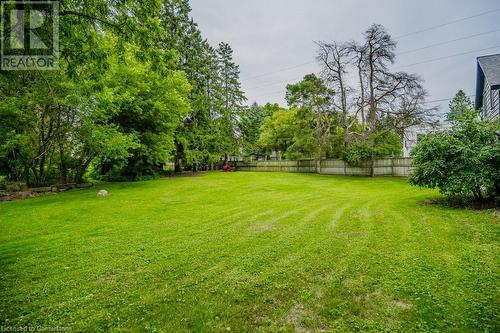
[97,190,108,197]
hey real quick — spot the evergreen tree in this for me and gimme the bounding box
[447,90,474,121]
[216,42,247,160]
[240,103,267,157]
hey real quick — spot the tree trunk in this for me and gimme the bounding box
[370,153,375,177]
[38,152,46,185]
[358,63,365,131]
[75,157,93,183]
[59,143,67,184]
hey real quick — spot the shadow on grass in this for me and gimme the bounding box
[420,196,497,211]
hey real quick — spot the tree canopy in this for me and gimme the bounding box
[0,0,247,184]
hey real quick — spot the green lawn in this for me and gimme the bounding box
[0,172,498,332]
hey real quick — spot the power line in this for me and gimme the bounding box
[398,28,500,55]
[246,75,304,90]
[423,94,475,104]
[245,44,500,94]
[394,45,500,69]
[394,8,500,39]
[247,91,476,106]
[246,90,286,99]
[245,29,500,91]
[241,8,500,81]
[243,61,315,80]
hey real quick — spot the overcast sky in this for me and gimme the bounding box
[190,0,500,114]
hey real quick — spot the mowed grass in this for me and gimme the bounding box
[0,172,498,332]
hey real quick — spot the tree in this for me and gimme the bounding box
[359,24,424,136]
[286,74,335,162]
[410,108,499,202]
[216,42,247,161]
[258,108,298,158]
[347,41,368,130]
[312,24,429,173]
[316,41,352,148]
[240,103,267,157]
[94,47,191,179]
[0,0,246,185]
[381,83,439,148]
[159,2,231,170]
[343,130,401,167]
[447,90,473,121]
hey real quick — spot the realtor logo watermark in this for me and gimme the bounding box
[1,1,59,70]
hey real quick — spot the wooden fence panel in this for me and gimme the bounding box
[235,158,413,177]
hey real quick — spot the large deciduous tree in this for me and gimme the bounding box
[0,0,243,185]
[285,74,335,163]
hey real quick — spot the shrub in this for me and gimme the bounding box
[342,142,372,166]
[343,131,401,167]
[409,110,499,202]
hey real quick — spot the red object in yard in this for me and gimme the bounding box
[223,163,234,172]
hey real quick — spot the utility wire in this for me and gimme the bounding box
[245,44,500,95]
[423,94,475,104]
[242,61,315,80]
[394,8,500,39]
[398,28,500,55]
[241,8,500,81]
[247,91,477,105]
[394,45,500,69]
[246,90,286,99]
[246,33,500,91]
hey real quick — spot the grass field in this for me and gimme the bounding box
[0,172,498,332]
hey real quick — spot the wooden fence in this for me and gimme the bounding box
[234,158,413,177]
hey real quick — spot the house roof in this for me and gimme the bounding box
[475,53,500,108]
[478,54,500,87]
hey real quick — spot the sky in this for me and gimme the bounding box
[190,0,500,115]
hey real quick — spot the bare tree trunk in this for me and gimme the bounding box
[368,52,377,136]
[357,63,366,130]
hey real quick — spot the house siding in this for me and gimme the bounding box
[476,54,500,120]
[489,89,500,120]
[482,86,499,120]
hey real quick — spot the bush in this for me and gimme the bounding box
[409,111,499,202]
[343,131,401,167]
[342,142,372,166]
[4,181,27,192]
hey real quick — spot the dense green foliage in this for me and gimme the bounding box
[447,89,473,121]
[1,14,442,183]
[0,0,246,184]
[343,131,402,167]
[257,73,402,163]
[1,173,498,331]
[410,93,500,201]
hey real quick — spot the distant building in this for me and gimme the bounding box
[475,54,500,120]
[403,125,431,158]
[402,123,448,158]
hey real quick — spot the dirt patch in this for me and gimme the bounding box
[285,303,329,333]
[286,304,313,333]
[249,223,276,233]
[393,299,412,310]
[0,191,40,201]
